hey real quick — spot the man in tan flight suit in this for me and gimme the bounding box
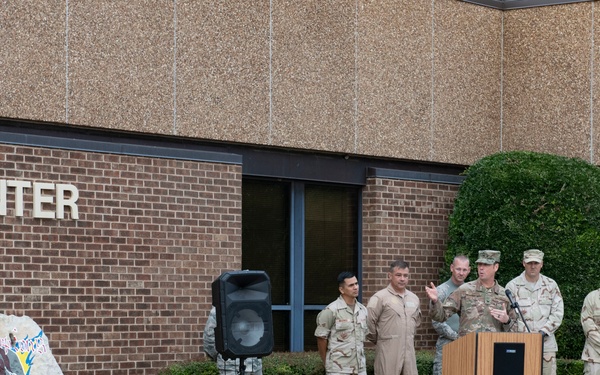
[367,260,421,375]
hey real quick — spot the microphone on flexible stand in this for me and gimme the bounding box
[505,289,531,333]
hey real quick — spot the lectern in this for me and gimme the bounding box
[442,332,543,375]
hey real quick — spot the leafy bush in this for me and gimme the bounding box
[556,358,585,375]
[158,361,219,375]
[159,350,433,375]
[445,151,600,359]
[159,350,584,374]
[263,352,324,375]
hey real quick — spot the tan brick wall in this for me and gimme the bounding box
[362,177,460,349]
[0,144,242,374]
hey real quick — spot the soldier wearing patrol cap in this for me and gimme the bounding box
[425,250,517,336]
[506,249,564,375]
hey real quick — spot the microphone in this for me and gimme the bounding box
[505,289,517,309]
[505,288,531,332]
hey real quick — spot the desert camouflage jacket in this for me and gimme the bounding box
[505,272,563,352]
[315,296,368,374]
[581,289,600,363]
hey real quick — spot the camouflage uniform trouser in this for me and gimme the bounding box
[542,352,556,375]
[584,361,600,375]
[433,337,452,375]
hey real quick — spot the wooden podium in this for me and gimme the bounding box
[442,332,543,375]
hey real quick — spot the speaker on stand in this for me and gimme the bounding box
[211,270,274,373]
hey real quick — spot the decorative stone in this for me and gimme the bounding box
[0,314,63,375]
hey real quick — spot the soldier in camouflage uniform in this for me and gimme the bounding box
[581,288,600,375]
[315,271,368,375]
[203,306,263,375]
[431,255,470,375]
[426,250,516,336]
[505,249,563,375]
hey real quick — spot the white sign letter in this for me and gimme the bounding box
[6,180,32,217]
[56,184,79,220]
[33,182,55,219]
[0,180,6,216]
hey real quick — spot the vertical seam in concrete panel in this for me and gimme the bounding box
[269,0,273,144]
[431,0,435,160]
[173,0,178,135]
[500,12,504,151]
[354,0,359,153]
[65,0,69,123]
[591,2,595,163]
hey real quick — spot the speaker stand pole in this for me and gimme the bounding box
[238,358,246,375]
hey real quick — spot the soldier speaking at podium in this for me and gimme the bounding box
[425,250,516,335]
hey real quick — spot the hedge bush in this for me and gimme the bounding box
[444,150,600,359]
[159,350,586,374]
[159,350,433,375]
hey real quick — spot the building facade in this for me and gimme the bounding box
[1,0,597,373]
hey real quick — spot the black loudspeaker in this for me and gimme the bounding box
[493,342,525,375]
[211,270,274,359]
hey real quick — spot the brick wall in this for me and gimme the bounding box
[0,143,461,372]
[362,177,460,349]
[0,144,242,374]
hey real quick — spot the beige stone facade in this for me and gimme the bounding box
[2,1,598,165]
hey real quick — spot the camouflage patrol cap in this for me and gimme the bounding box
[523,249,544,263]
[475,250,501,264]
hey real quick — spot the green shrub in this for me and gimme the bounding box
[159,350,582,374]
[263,352,324,375]
[415,350,434,375]
[159,350,433,374]
[158,360,219,375]
[445,151,600,359]
[556,358,585,375]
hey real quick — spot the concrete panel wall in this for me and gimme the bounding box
[433,1,502,164]
[176,1,271,143]
[593,4,600,163]
[503,3,593,161]
[270,1,356,152]
[0,1,66,123]
[1,1,599,166]
[357,0,433,161]
[67,1,175,133]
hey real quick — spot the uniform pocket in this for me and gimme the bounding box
[335,319,354,331]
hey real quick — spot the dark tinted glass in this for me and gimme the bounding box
[303,310,320,351]
[304,184,359,305]
[242,179,290,305]
[272,310,290,352]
